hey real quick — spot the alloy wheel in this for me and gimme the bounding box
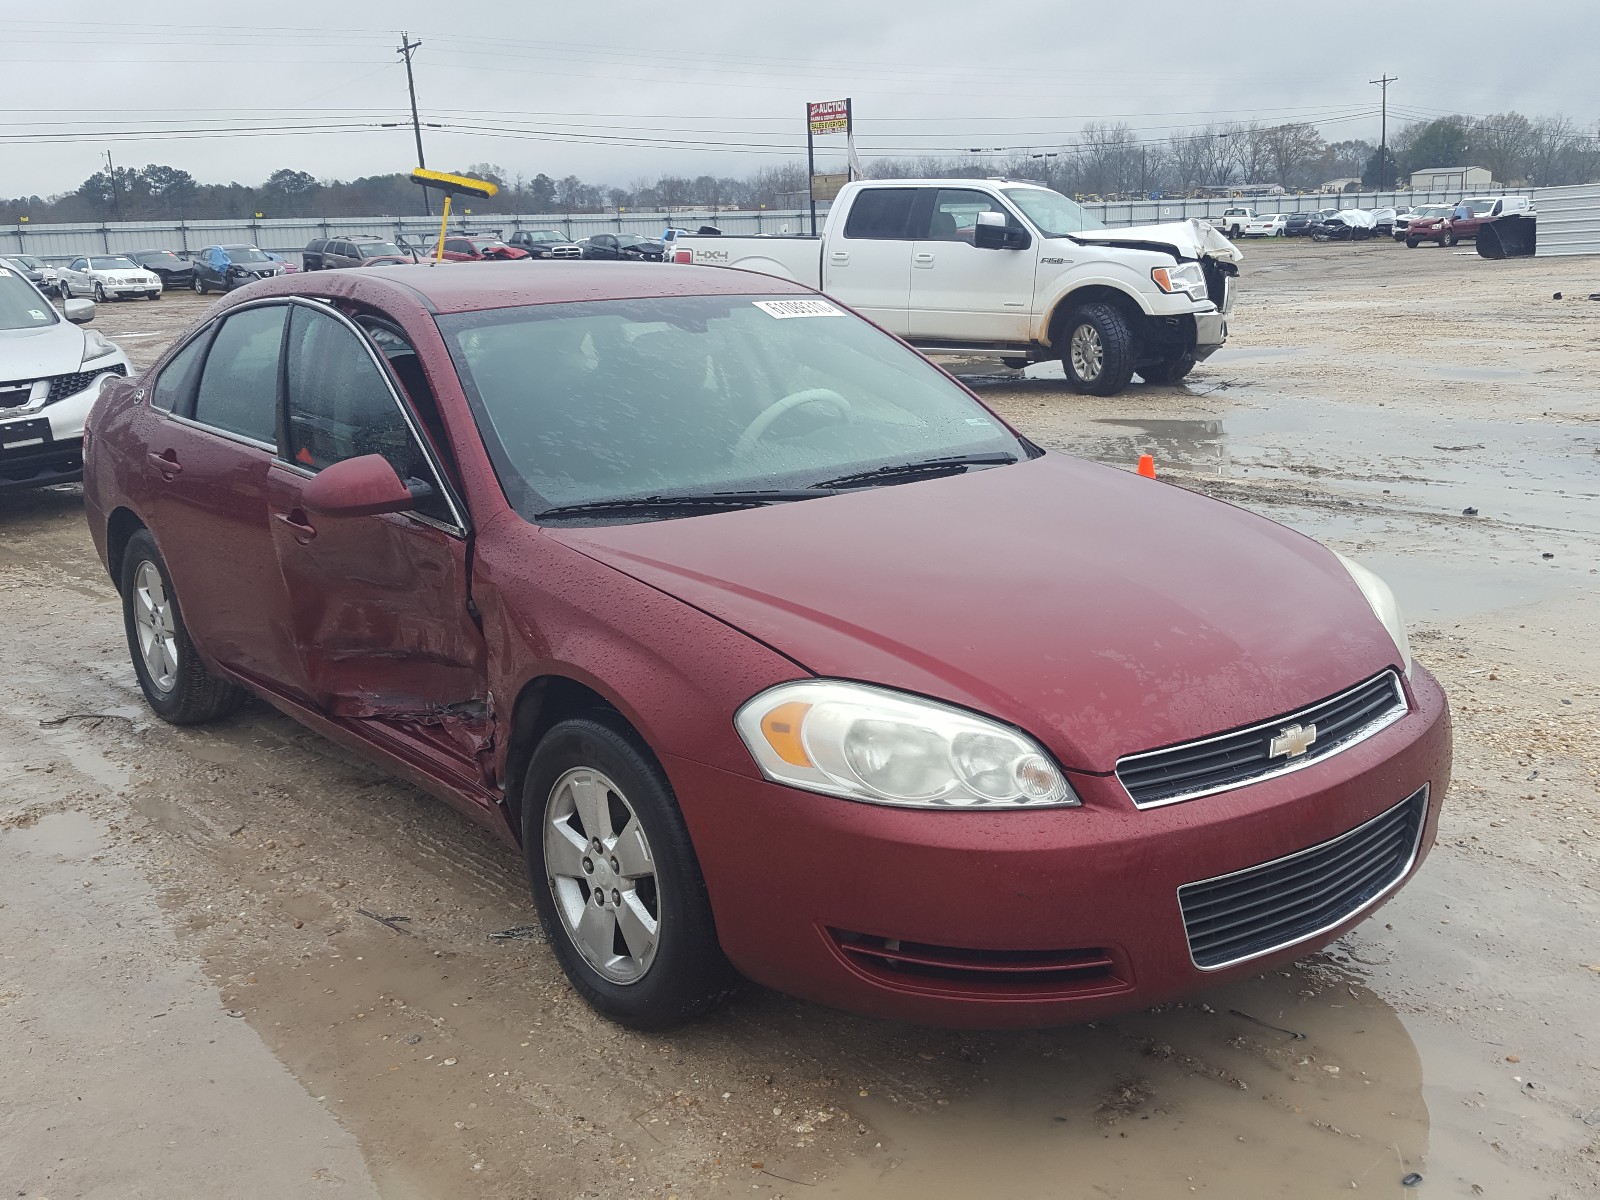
[1070,323,1105,382]
[543,766,661,984]
[132,560,179,693]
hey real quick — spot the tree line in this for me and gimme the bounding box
[3,111,1594,224]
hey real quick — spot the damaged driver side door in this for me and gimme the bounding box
[262,300,492,786]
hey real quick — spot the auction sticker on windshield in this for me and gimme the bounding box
[753,299,844,319]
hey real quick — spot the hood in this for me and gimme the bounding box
[550,455,1400,773]
[1073,218,1243,264]
[481,246,529,260]
[0,320,89,379]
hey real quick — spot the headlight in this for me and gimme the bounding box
[80,329,121,367]
[1333,553,1412,677]
[734,681,1078,809]
[1151,261,1209,302]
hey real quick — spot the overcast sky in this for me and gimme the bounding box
[2,1,1594,196]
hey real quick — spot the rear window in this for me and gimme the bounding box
[844,189,917,240]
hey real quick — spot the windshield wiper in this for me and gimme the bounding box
[536,489,820,520]
[809,452,1019,491]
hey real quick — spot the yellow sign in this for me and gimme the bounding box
[410,168,499,199]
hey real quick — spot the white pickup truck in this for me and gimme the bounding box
[670,179,1241,395]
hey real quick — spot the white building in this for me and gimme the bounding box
[1409,165,1494,191]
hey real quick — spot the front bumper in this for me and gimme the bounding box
[1193,311,1228,358]
[667,665,1449,1028]
[0,369,124,490]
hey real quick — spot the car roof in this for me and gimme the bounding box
[243,260,812,315]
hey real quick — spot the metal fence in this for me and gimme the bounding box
[1533,183,1600,257]
[2,186,1542,265]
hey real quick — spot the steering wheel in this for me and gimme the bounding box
[733,388,852,457]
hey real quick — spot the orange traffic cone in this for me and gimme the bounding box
[1136,454,1157,479]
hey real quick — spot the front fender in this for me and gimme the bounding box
[1031,274,1158,344]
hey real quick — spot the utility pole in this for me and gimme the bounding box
[398,32,430,215]
[103,150,121,221]
[1370,74,1397,191]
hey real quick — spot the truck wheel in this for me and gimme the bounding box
[1060,304,1136,397]
[1137,352,1196,386]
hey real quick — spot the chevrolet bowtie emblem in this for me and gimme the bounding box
[1269,723,1318,759]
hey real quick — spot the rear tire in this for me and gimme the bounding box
[1060,303,1137,397]
[120,530,248,725]
[522,716,734,1030]
[1137,352,1197,386]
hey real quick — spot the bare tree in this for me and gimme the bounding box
[1256,123,1326,187]
[1469,112,1534,184]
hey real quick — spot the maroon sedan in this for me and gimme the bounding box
[83,263,1450,1030]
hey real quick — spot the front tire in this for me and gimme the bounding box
[522,716,733,1030]
[146,291,161,301]
[1060,303,1136,396]
[1443,231,1459,247]
[94,283,107,302]
[192,276,206,294]
[1405,237,1420,249]
[120,530,248,725]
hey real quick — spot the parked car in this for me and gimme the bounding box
[1211,207,1257,238]
[1239,213,1286,237]
[58,255,164,301]
[1408,195,1534,248]
[0,263,129,491]
[82,260,1447,1031]
[264,252,300,274]
[1282,211,1320,237]
[302,236,416,270]
[191,245,289,293]
[2,254,58,288]
[129,250,196,290]
[429,234,530,263]
[582,233,666,262]
[1311,210,1377,241]
[672,178,1241,395]
[1371,206,1413,238]
[506,230,582,259]
[1395,205,1449,242]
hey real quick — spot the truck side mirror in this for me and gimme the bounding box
[974,211,1028,250]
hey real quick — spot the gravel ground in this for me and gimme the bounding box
[2,242,1597,1199]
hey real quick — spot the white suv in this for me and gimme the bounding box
[0,264,131,490]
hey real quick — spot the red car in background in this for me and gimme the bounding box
[82,263,1449,1030]
[428,233,530,262]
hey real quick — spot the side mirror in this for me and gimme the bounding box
[300,454,417,518]
[64,298,96,324]
[974,211,1029,250]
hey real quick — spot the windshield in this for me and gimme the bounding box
[1002,188,1106,235]
[90,256,140,270]
[12,255,43,269]
[526,231,566,243]
[358,242,404,258]
[1418,206,1451,218]
[470,238,508,249]
[439,293,1027,519]
[617,235,658,248]
[226,247,272,263]
[0,267,57,330]
[138,251,182,264]
[1464,199,1495,215]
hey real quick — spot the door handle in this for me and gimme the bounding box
[274,509,318,545]
[829,251,849,264]
[913,252,935,268]
[147,450,182,477]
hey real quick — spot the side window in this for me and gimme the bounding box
[191,305,286,444]
[149,329,211,413]
[283,306,452,524]
[69,258,86,271]
[445,239,470,254]
[843,189,917,240]
[925,189,1011,243]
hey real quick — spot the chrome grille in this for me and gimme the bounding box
[1116,671,1407,809]
[1178,786,1427,970]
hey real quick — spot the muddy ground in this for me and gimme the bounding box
[2,241,1598,1199]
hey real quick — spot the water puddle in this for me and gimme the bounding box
[789,951,1560,1199]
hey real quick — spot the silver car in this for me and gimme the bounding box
[58,254,163,302]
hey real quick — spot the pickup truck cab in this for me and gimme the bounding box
[671,179,1241,395]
